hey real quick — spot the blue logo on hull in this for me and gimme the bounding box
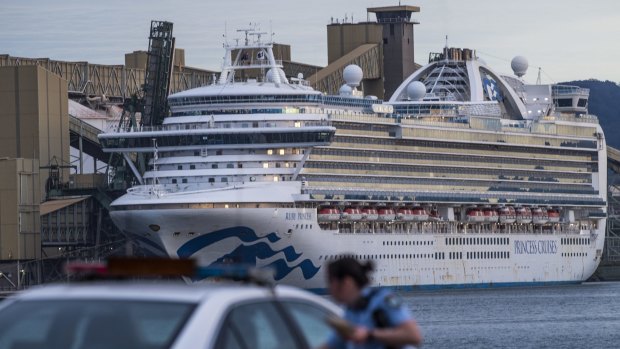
[176,226,320,280]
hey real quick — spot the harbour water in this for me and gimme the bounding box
[401,282,620,348]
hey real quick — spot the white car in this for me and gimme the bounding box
[0,281,342,349]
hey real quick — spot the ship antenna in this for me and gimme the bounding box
[152,138,159,189]
[536,67,542,85]
[224,22,228,45]
[270,20,274,43]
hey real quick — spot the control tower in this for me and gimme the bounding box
[326,5,420,99]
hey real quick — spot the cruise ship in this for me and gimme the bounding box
[99,30,607,290]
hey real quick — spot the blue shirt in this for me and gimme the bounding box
[327,288,414,349]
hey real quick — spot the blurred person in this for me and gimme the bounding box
[319,256,423,349]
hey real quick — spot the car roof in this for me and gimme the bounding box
[9,281,342,313]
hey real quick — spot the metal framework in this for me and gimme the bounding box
[0,54,213,102]
[40,198,93,246]
[605,173,620,262]
[141,21,175,127]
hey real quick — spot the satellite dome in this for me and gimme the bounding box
[511,56,529,78]
[339,84,353,96]
[406,81,426,101]
[343,65,363,87]
[266,68,289,83]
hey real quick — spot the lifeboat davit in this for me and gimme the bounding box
[498,206,516,224]
[428,209,442,222]
[531,207,549,224]
[466,207,485,223]
[377,207,396,221]
[341,207,363,221]
[516,206,532,224]
[547,208,561,223]
[318,207,340,221]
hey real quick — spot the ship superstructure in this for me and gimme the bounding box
[100,33,606,290]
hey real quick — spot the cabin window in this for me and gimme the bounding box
[182,179,188,184]
[190,165,196,170]
[171,179,177,184]
[556,98,572,107]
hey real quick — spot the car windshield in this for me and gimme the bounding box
[0,299,196,349]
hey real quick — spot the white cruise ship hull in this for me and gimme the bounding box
[100,38,608,292]
[111,203,605,291]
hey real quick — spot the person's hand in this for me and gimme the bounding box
[349,326,372,343]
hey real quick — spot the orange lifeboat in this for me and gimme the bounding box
[498,206,516,224]
[547,208,561,223]
[361,207,379,221]
[516,206,532,224]
[531,207,548,224]
[396,208,414,221]
[482,207,499,223]
[377,207,396,221]
[317,207,340,221]
[341,207,363,221]
[411,206,429,222]
[466,207,485,223]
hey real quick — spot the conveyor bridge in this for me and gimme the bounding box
[0,54,214,102]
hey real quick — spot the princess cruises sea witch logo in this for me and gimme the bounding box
[176,226,320,280]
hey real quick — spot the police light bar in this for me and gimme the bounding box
[65,258,195,279]
[65,258,274,286]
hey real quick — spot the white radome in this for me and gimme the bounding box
[266,68,288,83]
[339,84,353,96]
[343,64,363,87]
[511,56,529,77]
[407,81,426,100]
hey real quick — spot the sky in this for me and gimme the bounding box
[1,0,619,84]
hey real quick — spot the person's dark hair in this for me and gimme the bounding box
[327,256,374,288]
